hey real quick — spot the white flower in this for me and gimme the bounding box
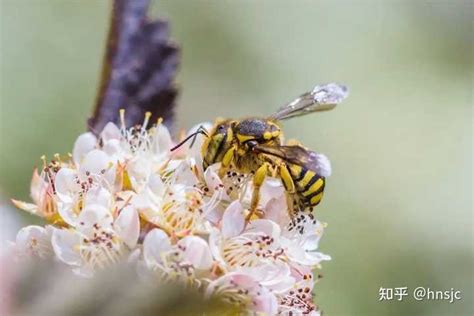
[11,115,334,315]
[10,225,53,260]
[258,179,331,267]
[135,183,209,237]
[134,158,229,236]
[11,168,59,221]
[51,204,139,277]
[55,149,115,226]
[281,214,331,266]
[206,272,278,315]
[239,263,295,294]
[141,228,213,285]
[277,265,321,315]
[210,202,287,270]
[193,165,230,224]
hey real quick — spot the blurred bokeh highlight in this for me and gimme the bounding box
[1,1,472,315]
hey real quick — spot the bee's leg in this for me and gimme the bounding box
[218,145,236,178]
[279,163,296,194]
[247,162,271,221]
[278,163,298,218]
[286,192,297,220]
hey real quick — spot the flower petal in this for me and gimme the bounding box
[79,149,114,180]
[54,168,80,225]
[143,228,171,266]
[80,150,108,173]
[51,228,81,266]
[79,205,113,226]
[30,168,48,205]
[206,272,278,315]
[57,202,77,226]
[11,199,38,215]
[221,200,245,238]
[290,264,315,290]
[15,225,52,258]
[306,251,331,264]
[103,139,125,161]
[264,195,291,227]
[16,225,44,245]
[241,263,295,294]
[152,124,173,154]
[72,132,97,165]
[204,167,224,193]
[84,187,112,209]
[178,236,213,270]
[114,206,140,248]
[148,173,165,196]
[170,160,199,187]
[100,122,122,142]
[259,178,285,208]
[246,219,281,239]
[76,204,113,238]
[54,168,79,198]
[208,227,225,265]
[253,288,278,315]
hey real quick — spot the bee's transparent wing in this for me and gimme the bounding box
[269,83,349,120]
[253,144,331,176]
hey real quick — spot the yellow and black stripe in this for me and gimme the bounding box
[287,163,325,207]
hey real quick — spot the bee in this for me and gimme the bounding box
[174,83,348,219]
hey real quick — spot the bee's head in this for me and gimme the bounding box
[202,119,235,169]
[234,118,282,150]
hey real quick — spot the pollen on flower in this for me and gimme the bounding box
[10,113,331,315]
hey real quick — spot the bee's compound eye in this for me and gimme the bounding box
[247,140,258,149]
[217,125,226,132]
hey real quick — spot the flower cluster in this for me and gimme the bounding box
[10,114,331,315]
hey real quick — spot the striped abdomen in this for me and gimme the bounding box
[287,163,325,208]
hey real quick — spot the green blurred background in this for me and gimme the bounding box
[1,1,472,315]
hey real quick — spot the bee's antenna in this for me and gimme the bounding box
[189,125,209,148]
[170,125,209,152]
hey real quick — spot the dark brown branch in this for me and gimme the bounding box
[88,0,180,133]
